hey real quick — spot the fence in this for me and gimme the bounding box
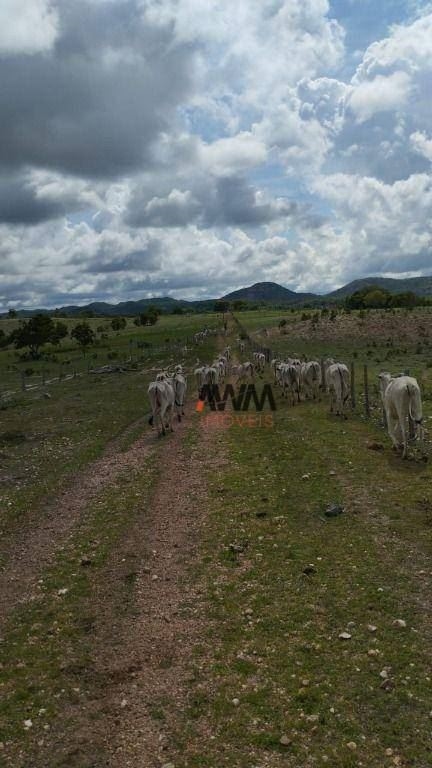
[230,312,423,436]
[0,331,219,403]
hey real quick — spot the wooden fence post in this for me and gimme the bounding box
[350,362,356,409]
[363,364,370,418]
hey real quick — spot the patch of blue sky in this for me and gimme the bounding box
[331,0,424,50]
[330,0,430,77]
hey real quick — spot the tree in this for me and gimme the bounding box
[51,321,69,345]
[111,317,127,331]
[363,289,389,309]
[71,321,95,351]
[134,305,159,325]
[214,300,230,314]
[10,314,57,358]
[8,308,17,318]
[233,299,247,312]
[172,306,184,315]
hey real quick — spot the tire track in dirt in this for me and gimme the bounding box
[99,401,229,767]
[0,414,153,634]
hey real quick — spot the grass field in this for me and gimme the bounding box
[1,308,431,767]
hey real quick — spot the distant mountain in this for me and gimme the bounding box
[10,296,214,318]
[4,275,432,317]
[222,281,318,304]
[326,275,432,299]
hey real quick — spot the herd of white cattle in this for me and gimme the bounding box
[147,335,424,458]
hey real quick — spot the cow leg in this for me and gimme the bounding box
[387,411,401,453]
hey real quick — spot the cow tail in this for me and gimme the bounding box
[407,384,422,424]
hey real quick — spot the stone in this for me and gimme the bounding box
[280,735,292,746]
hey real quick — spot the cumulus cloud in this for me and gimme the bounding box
[347,71,411,123]
[410,131,432,161]
[1,2,432,310]
[0,0,59,55]
[0,0,195,179]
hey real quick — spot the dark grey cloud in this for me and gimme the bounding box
[83,247,161,274]
[0,0,195,179]
[0,174,65,224]
[126,174,301,229]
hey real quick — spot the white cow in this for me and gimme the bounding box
[301,361,321,400]
[232,361,254,384]
[271,358,281,383]
[148,376,175,436]
[172,371,187,422]
[378,372,423,458]
[322,358,335,390]
[194,366,206,392]
[253,352,266,373]
[204,365,219,386]
[279,363,300,404]
[327,363,350,417]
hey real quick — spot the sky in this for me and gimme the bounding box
[1,0,432,309]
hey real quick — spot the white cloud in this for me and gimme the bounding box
[348,71,411,123]
[410,131,432,161]
[199,133,267,176]
[0,0,58,55]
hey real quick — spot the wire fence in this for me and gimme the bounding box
[230,313,429,449]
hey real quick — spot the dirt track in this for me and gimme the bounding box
[1,387,228,768]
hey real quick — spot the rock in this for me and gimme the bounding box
[120,699,128,708]
[380,678,394,692]
[392,619,407,628]
[151,574,159,581]
[229,542,247,553]
[339,632,352,640]
[43,392,52,399]
[379,669,389,679]
[367,441,384,451]
[368,649,379,657]
[57,588,68,596]
[302,474,310,480]
[280,735,292,747]
[329,470,336,476]
[162,764,175,768]
[303,564,316,575]
[80,556,92,567]
[367,624,378,633]
[24,720,33,729]
[232,698,240,706]
[346,742,357,751]
[324,503,344,518]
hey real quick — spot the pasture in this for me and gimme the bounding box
[0,308,431,767]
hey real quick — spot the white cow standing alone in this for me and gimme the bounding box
[327,363,350,417]
[148,374,175,436]
[378,372,423,458]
